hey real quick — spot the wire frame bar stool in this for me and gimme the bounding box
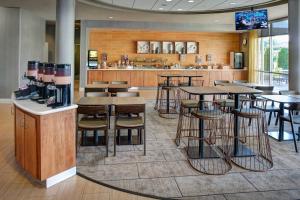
[187,100,232,175]
[229,99,273,171]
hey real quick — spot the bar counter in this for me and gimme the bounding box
[87,68,248,87]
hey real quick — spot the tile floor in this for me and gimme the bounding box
[77,101,300,199]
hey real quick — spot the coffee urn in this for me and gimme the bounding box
[52,64,71,108]
[36,62,45,101]
[43,63,55,102]
[26,61,39,95]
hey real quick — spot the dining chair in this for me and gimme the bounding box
[116,92,140,97]
[254,86,279,126]
[187,100,232,175]
[214,80,230,86]
[280,103,300,152]
[93,81,109,84]
[111,81,128,84]
[84,87,106,96]
[77,105,109,156]
[231,99,273,171]
[85,92,110,97]
[232,80,248,84]
[114,104,146,156]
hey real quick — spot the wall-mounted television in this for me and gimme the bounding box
[235,9,268,30]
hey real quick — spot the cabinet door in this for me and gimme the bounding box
[102,71,117,82]
[130,71,144,87]
[15,108,25,167]
[24,114,38,179]
[116,71,131,85]
[233,70,248,80]
[144,71,158,87]
[209,71,222,86]
[221,71,234,81]
[87,71,102,84]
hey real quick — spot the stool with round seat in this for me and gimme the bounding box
[186,100,232,175]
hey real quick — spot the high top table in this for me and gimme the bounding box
[261,95,300,141]
[180,86,262,158]
[182,75,203,86]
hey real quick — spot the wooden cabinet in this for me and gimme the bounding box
[102,71,117,82]
[14,106,76,181]
[24,114,38,178]
[116,71,131,85]
[233,70,248,80]
[15,108,38,178]
[15,108,25,167]
[87,70,102,84]
[144,71,158,87]
[130,71,144,87]
[87,69,248,87]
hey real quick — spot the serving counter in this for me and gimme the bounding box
[13,97,78,187]
[87,68,248,87]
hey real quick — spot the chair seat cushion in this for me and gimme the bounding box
[181,99,199,108]
[192,110,224,119]
[78,118,108,129]
[116,117,144,127]
[214,99,235,107]
[232,108,263,117]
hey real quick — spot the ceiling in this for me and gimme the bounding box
[0,0,288,31]
[81,0,286,13]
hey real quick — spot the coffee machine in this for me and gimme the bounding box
[47,64,71,108]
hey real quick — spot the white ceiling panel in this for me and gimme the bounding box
[151,0,181,11]
[133,0,157,10]
[112,0,134,8]
[91,0,283,12]
[189,0,227,11]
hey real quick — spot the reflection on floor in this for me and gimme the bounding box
[0,104,151,200]
[77,101,300,199]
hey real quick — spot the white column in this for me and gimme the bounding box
[55,0,75,102]
[289,0,300,92]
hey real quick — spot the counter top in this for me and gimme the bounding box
[12,97,78,116]
[87,68,247,71]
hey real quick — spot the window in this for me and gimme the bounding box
[256,19,288,91]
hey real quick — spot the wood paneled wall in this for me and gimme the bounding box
[88,29,241,66]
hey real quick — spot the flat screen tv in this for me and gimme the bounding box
[235,9,268,30]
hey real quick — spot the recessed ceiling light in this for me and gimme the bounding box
[159,7,164,10]
[166,0,172,2]
[108,16,113,19]
[230,2,237,5]
[214,20,219,23]
[177,8,183,11]
[188,0,194,2]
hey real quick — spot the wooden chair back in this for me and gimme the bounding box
[93,81,109,84]
[214,80,230,86]
[84,87,106,96]
[86,92,110,97]
[111,81,128,84]
[116,92,140,97]
[77,105,108,115]
[255,86,274,95]
[115,104,145,115]
[108,88,128,94]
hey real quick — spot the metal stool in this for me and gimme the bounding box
[175,89,199,146]
[187,100,232,175]
[230,99,273,171]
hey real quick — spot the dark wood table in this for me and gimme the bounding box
[182,75,203,86]
[262,95,300,141]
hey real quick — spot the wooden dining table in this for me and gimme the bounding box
[180,86,262,158]
[261,95,300,141]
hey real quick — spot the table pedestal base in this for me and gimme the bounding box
[186,146,220,159]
